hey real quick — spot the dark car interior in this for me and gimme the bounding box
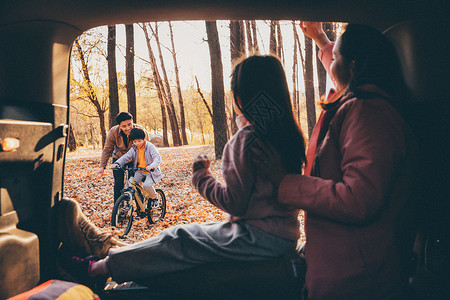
[1,0,449,299]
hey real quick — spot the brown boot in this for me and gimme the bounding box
[57,198,126,258]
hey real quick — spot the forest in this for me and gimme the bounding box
[65,20,340,242]
[68,21,340,156]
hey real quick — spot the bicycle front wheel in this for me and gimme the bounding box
[147,189,166,224]
[111,194,134,236]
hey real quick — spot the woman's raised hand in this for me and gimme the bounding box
[300,21,331,49]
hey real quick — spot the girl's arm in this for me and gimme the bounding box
[192,129,255,217]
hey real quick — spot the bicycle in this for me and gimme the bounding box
[111,165,166,236]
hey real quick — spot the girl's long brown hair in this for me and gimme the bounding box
[231,55,306,173]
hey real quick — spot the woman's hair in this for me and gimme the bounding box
[129,128,145,141]
[338,24,409,108]
[231,55,306,173]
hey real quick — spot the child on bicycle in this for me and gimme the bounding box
[63,55,307,287]
[111,128,162,200]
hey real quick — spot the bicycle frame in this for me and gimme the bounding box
[125,175,147,213]
[111,165,167,234]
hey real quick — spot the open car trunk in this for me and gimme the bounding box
[1,0,449,298]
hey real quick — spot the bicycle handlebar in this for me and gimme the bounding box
[113,165,155,172]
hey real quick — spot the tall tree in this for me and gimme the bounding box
[269,21,277,55]
[195,76,213,119]
[74,38,107,146]
[107,25,119,128]
[68,124,77,151]
[205,21,228,159]
[245,20,254,54]
[276,21,285,64]
[292,21,306,120]
[125,24,137,121]
[169,21,188,145]
[251,21,260,54]
[292,21,300,121]
[229,20,245,134]
[230,21,245,60]
[317,22,336,98]
[151,22,182,146]
[141,23,169,147]
[304,29,316,138]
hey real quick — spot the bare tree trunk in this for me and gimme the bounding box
[195,76,213,119]
[152,22,181,146]
[276,21,284,64]
[68,124,77,151]
[229,20,245,135]
[169,21,188,145]
[158,102,169,147]
[269,21,277,55]
[292,22,299,121]
[74,38,107,146]
[317,22,336,98]
[125,24,137,121]
[205,21,228,159]
[107,25,119,128]
[230,21,245,60]
[293,22,305,123]
[245,20,254,54]
[251,21,260,54]
[141,23,169,146]
[304,33,316,138]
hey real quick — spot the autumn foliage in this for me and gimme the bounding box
[64,145,305,244]
[64,146,227,244]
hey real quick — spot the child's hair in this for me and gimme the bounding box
[129,128,145,141]
[231,55,306,173]
[115,112,133,125]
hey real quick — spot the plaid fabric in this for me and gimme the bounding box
[8,280,99,300]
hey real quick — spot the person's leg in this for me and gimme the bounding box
[112,159,125,203]
[134,171,157,199]
[142,173,157,199]
[57,198,126,258]
[105,222,296,283]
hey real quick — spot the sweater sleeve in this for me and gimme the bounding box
[278,99,406,224]
[115,147,135,166]
[148,143,161,169]
[100,128,116,168]
[192,129,255,216]
[318,42,335,84]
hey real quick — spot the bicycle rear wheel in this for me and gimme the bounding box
[147,189,166,224]
[111,194,134,236]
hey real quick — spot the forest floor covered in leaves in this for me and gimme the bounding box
[64,145,227,244]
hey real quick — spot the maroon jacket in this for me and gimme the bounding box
[278,45,418,299]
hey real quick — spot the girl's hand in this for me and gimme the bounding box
[299,21,331,49]
[250,140,287,187]
[146,166,155,172]
[193,155,211,172]
[110,163,119,169]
